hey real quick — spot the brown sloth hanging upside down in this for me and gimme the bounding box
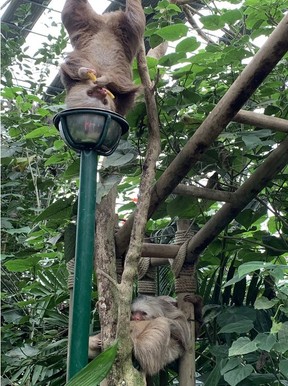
[60,0,146,116]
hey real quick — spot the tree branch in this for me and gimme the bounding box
[183,4,215,44]
[115,40,162,383]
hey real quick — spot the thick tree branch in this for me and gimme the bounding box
[115,14,288,257]
[94,186,118,346]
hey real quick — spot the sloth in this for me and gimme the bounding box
[89,294,202,375]
[60,0,146,115]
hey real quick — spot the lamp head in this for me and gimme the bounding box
[53,108,129,156]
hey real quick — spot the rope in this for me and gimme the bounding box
[138,258,157,295]
[170,229,199,294]
[67,258,75,290]
[169,239,189,278]
[138,257,151,279]
[175,265,197,293]
[174,229,195,244]
[138,279,156,294]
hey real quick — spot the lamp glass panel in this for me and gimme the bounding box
[103,120,122,148]
[66,114,105,144]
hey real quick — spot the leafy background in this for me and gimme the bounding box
[1,0,288,385]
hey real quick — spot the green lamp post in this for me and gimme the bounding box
[53,108,129,381]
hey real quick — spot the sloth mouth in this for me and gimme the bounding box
[87,86,115,104]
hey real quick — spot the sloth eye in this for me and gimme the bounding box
[103,99,108,105]
[87,90,93,97]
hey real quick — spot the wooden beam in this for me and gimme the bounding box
[173,184,235,203]
[141,243,179,259]
[233,110,288,132]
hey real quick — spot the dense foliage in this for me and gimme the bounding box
[1,0,287,385]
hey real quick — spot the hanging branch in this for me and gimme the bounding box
[114,40,162,383]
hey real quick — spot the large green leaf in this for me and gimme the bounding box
[200,15,225,30]
[253,333,276,351]
[65,342,118,386]
[254,296,278,310]
[237,261,274,276]
[229,337,258,356]
[25,126,58,139]
[223,364,253,386]
[176,37,200,53]
[34,196,74,222]
[156,24,188,41]
[219,320,254,334]
[204,359,223,386]
[4,256,42,272]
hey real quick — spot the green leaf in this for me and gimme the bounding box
[237,261,273,276]
[1,86,23,99]
[223,364,254,386]
[271,320,283,334]
[262,235,288,256]
[6,344,40,359]
[64,223,76,262]
[254,333,276,351]
[217,307,256,328]
[34,197,74,222]
[221,9,242,25]
[156,24,188,41]
[229,337,258,356]
[158,51,186,67]
[279,359,288,378]
[203,359,223,386]
[62,158,80,179]
[5,226,31,235]
[254,296,278,310]
[176,37,200,53]
[4,256,41,272]
[200,15,225,30]
[241,134,263,149]
[44,153,70,166]
[221,358,242,375]
[25,126,58,139]
[219,320,254,334]
[1,309,23,323]
[65,342,118,386]
[167,196,195,218]
[224,273,246,287]
[273,322,288,353]
[235,209,254,228]
[103,151,135,168]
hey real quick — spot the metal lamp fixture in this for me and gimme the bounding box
[53,108,129,155]
[53,107,129,381]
